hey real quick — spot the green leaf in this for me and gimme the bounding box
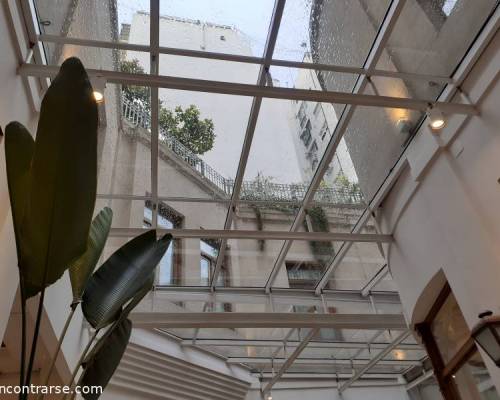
[82,274,154,365]
[122,272,155,318]
[18,57,98,298]
[69,207,113,305]
[80,318,132,400]
[82,231,171,329]
[4,122,35,264]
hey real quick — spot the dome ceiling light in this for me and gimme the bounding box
[427,106,446,132]
[90,76,106,104]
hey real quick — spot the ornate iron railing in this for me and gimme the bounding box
[121,97,364,205]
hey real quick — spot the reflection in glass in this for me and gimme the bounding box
[454,350,500,400]
[431,292,471,363]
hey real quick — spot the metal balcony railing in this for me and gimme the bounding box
[121,97,364,205]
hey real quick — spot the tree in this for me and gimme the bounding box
[159,105,215,155]
[120,58,216,155]
[119,59,151,111]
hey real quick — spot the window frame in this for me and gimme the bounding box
[415,283,486,399]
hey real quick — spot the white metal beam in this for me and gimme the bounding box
[405,370,434,391]
[129,312,407,329]
[257,372,403,380]
[229,357,420,367]
[182,339,421,350]
[17,64,477,115]
[361,264,390,297]
[37,34,453,84]
[338,330,412,393]
[150,0,160,229]
[146,286,401,309]
[262,328,319,395]
[108,227,393,242]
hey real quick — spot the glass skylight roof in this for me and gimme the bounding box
[28,0,497,385]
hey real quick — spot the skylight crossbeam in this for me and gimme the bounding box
[37,35,453,84]
[228,357,420,367]
[150,0,160,229]
[361,264,390,297]
[262,328,319,395]
[129,312,407,329]
[146,286,401,309]
[405,369,434,391]
[182,339,421,350]
[108,227,393,242]
[17,64,478,114]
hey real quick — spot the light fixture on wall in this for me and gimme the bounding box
[90,76,106,104]
[471,310,500,367]
[427,106,446,131]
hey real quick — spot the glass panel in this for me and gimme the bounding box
[34,0,149,63]
[156,200,229,230]
[240,98,324,206]
[159,55,259,83]
[326,242,386,291]
[341,103,423,202]
[97,83,151,196]
[223,239,287,288]
[275,0,391,67]
[431,291,471,363]
[159,0,274,57]
[157,89,251,202]
[95,198,151,229]
[454,349,500,400]
[376,0,498,78]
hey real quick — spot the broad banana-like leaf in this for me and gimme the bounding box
[122,272,155,317]
[4,122,35,263]
[15,57,98,298]
[82,274,154,364]
[82,231,171,329]
[69,207,113,305]
[80,318,132,400]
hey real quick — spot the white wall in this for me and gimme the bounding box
[379,28,500,389]
[0,0,38,345]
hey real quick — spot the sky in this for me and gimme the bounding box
[117,0,313,86]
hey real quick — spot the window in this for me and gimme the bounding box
[200,240,230,311]
[286,261,323,289]
[307,140,319,171]
[144,200,183,285]
[320,121,330,141]
[300,120,312,147]
[313,102,321,116]
[416,284,500,400]
[200,239,218,286]
[308,140,318,155]
[297,101,307,122]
